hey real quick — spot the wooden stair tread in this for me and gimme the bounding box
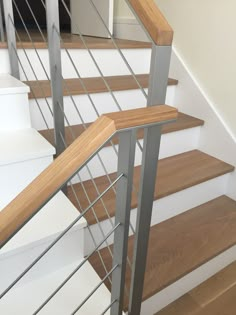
[156,261,236,314]
[0,32,151,49]
[39,112,204,147]
[67,150,234,225]
[25,75,178,99]
[89,196,236,309]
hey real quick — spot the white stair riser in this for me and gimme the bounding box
[0,155,53,210]
[12,48,151,80]
[0,93,31,130]
[0,227,85,294]
[68,126,200,183]
[0,261,112,315]
[84,174,229,255]
[141,245,236,314]
[29,86,176,130]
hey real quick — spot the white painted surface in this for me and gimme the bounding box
[0,50,10,74]
[156,0,236,138]
[84,174,229,254]
[29,86,176,130]
[0,155,53,210]
[1,191,86,254]
[0,93,31,130]
[141,245,236,314]
[0,226,85,292]
[0,128,55,165]
[0,74,29,94]
[68,126,200,183]
[71,0,114,38]
[0,261,111,315]
[114,17,150,42]
[169,49,236,199]
[7,48,152,80]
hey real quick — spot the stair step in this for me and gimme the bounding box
[67,150,234,225]
[0,32,151,50]
[156,261,236,314]
[25,75,178,99]
[89,196,236,309]
[39,112,204,147]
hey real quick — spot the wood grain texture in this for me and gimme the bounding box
[157,261,236,315]
[68,150,234,225]
[0,106,177,246]
[128,0,173,45]
[25,75,178,99]
[0,31,151,49]
[39,112,204,147]
[89,196,236,310]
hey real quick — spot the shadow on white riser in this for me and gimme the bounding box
[84,174,229,255]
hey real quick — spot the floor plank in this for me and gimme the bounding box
[89,196,236,310]
[25,75,178,99]
[67,150,234,225]
[0,31,151,49]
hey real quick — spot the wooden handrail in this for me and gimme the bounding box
[0,105,177,247]
[127,0,173,46]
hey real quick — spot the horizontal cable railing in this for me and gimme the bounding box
[0,105,177,314]
[0,0,175,312]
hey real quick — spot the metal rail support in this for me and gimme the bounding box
[0,0,4,42]
[45,0,65,157]
[111,130,136,315]
[128,44,172,315]
[2,0,19,78]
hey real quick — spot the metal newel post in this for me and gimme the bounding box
[0,0,5,42]
[110,130,136,315]
[2,0,19,78]
[128,44,172,315]
[46,0,65,157]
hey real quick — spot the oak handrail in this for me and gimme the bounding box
[127,0,173,46]
[0,105,177,247]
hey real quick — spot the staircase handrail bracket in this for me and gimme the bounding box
[0,105,177,248]
[127,0,173,46]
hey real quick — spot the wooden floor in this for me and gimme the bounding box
[89,196,236,310]
[0,30,151,49]
[25,75,178,99]
[156,261,236,315]
[67,150,234,225]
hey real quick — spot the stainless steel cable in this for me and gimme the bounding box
[100,300,116,315]
[32,224,121,315]
[71,264,118,315]
[88,0,148,99]
[0,175,123,299]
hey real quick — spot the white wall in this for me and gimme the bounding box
[114,0,133,18]
[155,0,236,138]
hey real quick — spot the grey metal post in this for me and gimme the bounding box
[110,130,136,315]
[3,0,19,78]
[0,0,4,42]
[128,44,172,315]
[45,0,65,157]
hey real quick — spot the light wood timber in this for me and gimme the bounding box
[127,0,173,45]
[25,75,178,99]
[89,196,236,310]
[0,105,177,247]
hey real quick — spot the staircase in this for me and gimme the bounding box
[0,0,236,314]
